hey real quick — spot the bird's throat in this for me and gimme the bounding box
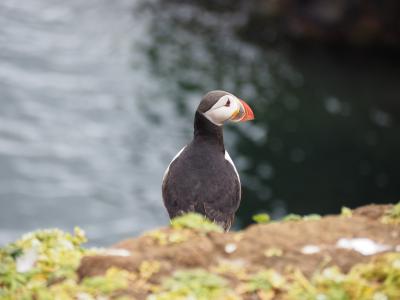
[193,111,224,151]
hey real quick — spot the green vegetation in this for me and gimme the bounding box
[341,206,353,217]
[148,269,238,300]
[145,229,189,246]
[288,254,400,300]
[0,228,130,300]
[252,213,271,224]
[237,269,286,297]
[282,214,321,222]
[1,209,399,300]
[170,213,223,233]
[148,253,400,300]
[146,213,224,246]
[302,214,322,221]
[382,202,400,225]
[252,213,321,224]
[282,213,302,222]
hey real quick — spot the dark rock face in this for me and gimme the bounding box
[244,0,400,48]
[183,0,400,48]
[259,1,399,47]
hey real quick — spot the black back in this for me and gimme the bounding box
[162,111,241,230]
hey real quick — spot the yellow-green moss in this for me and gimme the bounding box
[253,213,321,224]
[170,213,223,233]
[0,228,131,300]
[148,269,239,300]
[382,202,400,224]
[282,213,322,222]
[341,206,353,218]
[252,213,271,224]
[238,269,286,293]
[287,253,400,300]
[145,229,189,246]
[80,268,130,295]
[145,213,223,247]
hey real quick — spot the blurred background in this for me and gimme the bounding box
[0,0,399,246]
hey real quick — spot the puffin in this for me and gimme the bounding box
[162,90,254,230]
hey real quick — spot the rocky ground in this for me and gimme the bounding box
[1,203,400,299]
[78,204,400,299]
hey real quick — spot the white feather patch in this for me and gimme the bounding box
[225,150,241,193]
[203,94,239,125]
[162,146,186,184]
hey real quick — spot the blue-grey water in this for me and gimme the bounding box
[0,0,184,245]
[1,0,399,246]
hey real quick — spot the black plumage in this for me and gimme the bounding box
[162,91,243,231]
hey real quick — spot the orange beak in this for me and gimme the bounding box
[239,99,255,122]
[231,99,255,122]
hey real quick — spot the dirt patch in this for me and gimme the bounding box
[78,204,400,299]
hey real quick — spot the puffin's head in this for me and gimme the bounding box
[197,90,255,126]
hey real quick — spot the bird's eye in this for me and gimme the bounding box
[225,99,230,107]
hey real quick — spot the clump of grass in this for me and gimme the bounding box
[80,267,131,295]
[282,214,302,222]
[139,260,161,281]
[237,269,286,296]
[170,213,223,233]
[381,202,400,224]
[253,212,321,224]
[283,214,321,222]
[252,213,271,224]
[287,253,400,300]
[302,214,322,221]
[148,213,223,246]
[264,247,283,257]
[0,228,86,291]
[146,229,189,246]
[211,261,248,280]
[0,228,131,300]
[148,269,239,300]
[341,206,353,217]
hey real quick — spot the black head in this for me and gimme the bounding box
[197,90,231,114]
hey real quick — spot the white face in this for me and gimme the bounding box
[203,94,241,126]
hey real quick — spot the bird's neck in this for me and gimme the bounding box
[193,111,225,152]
